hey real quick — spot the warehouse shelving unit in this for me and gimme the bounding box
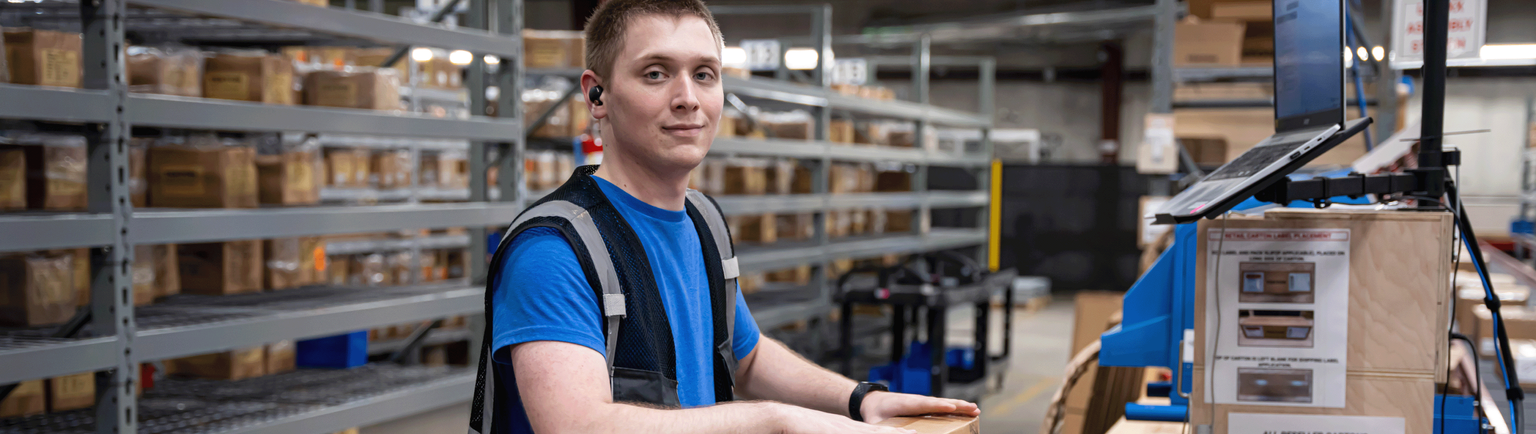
[0,0,520,433]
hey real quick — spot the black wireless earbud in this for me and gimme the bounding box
[588,85,604,106]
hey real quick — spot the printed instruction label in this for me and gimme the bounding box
[1227,413,1404,434]
[1204,229,1350,407]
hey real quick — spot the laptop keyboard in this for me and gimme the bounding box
[1204,141,1308,181]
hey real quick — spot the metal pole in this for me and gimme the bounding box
[1418,0,1448,198]
[467,0,490,285]
[80,0,135,432]
[977,57,995,266]
[1376,1,1400,138]
[1149,0,1176,114]
[499,0,524,208]
[912,34,931,235]
[813,4,833,303]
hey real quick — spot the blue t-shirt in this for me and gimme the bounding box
[491,176,761,432]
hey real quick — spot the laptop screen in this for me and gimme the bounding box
[1273,0,1345,131]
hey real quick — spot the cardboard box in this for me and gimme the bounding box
[1190,367,1434,434]
[1178,137,1228,165]
[875,169,913,192]
[421,152,468,189]
[178,241,263,296]
[167,347,266,380]
[775,213,815,241]
[765,264,812,285]
[0,253,76,327]
[830,120,855,144]
[129,146,147,208]
[324,148,358,187]
[304,68,401,111]
[300,237,324,283]
[149,244,181,299]
[884,209,915,233]
[47,372,94,412]
[1193,210,1452,379]
[764,120,812,141]
[371,150,411,189]
[1456,286,1528,342]
[0,147,24,210]
[203,52,294,104]
[256,151,319,205]
[67,248,88,307]
[522,30,585,68]
[876,415,977,434]
[0,142,87,211]
[3,28,81,88]
[131,245,157,306]
[724,163,767,195]
[0,380,45,418]
[267,340,296,375]
[1072,291,1124,356]
[1173,109,1366,166]
[264,238,307,291]
[1174,20,1245,67]
[1210,0,1270,21]
[728,214,777,244]
[148,146,258,208]
[127,46,202,97]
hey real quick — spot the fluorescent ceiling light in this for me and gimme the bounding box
[784,48,819,70]
[484,55,501,65]
[1481,44,1536,60]
[722,47,747,68]
[449,50,473,66]
[1371,46,1385,62]
[411,48,434,62]
[1356,46,1369,61]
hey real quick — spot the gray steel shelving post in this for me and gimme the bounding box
[467,0,491,285]
[79,0,137,432]
[1375,0,1399,140]
[974,57,996,265]
[911,34,931,236]
[812,3,833,303]
[1147,0,1177,197]
[497,0,524,210]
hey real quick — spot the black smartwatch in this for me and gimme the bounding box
[849,382,889,422]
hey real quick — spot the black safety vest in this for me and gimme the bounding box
[469,165,740,434]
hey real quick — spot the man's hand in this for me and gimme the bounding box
[767,403,918,434]
[858,391,981,425]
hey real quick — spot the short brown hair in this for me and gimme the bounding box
[583,0,724,78]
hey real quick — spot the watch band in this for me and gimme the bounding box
[849,382,888,422]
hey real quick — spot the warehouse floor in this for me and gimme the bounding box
[360,297,1076,434]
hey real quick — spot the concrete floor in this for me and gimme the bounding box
[361,298,1076,434]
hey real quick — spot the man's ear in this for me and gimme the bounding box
[580,70,606,121]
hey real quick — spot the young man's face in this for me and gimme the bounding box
[594,14,723,172]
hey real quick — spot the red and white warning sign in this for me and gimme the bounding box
[1392,0,1486,64]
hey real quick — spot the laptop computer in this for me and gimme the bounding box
[1153,0,1368,224]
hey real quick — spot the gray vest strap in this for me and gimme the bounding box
[685,190,739,373]
[506,200,626,375]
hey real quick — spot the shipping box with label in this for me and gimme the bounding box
[1191,209,1450,433]
[47,372,94,412]
[166,347,266,380]
[177,241,264,296]
[304,68,401,111]
[3,28,82,88]
[149,146,258,208]
[0,380,45,418]
[203,52,294,105]
[127,46,202,97]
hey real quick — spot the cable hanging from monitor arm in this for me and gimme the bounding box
[1448,181,1524,434]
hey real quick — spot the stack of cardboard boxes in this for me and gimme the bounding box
[523,30,584,69]
[163,340,296,381]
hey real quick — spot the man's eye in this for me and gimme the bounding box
[646,71,664,80]
[695,72,714,81]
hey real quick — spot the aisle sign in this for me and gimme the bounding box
[740,39,781,72]
[1392,0,1485,64]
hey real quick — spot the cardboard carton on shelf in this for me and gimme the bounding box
[203,52,294,105]
[0,147,24,210]
[830,120,856,144]
[152,243,181,300]
[1209,0,1270,21]
[765,264,812,285]
[0,253,76,327]
[46,372,94,412]
[370,150,412,190]
[256,150,320,205]
[129,145,147,208]
[3,28,82,88]
[127,46,202,97]
[177,240,264,296]
[130,245,157,306]
[166,347,267,380]
[304,68,402,111]
[267,340,296,375]
[65,248,88,307]
[875,168,913,192]
[523,30,585,69]
[0,380,45,418]
[0,139,87,211]
[148,146,258,208]
[264,238,308,291]
[775,213,815,241]
[1173,18,1245,67]
[761,160,798,195]
[723,160,768,195]
[728,213,777,244]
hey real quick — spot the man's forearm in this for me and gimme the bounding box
[736,337,858,417]
[553,400,781,434]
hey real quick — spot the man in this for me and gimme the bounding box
[471,1,980,433]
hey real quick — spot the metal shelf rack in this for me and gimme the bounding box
[0,0,522,432]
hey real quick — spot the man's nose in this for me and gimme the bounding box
[671,77,700,112]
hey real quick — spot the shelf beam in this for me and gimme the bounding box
[0,214,117,252]
[738,229,987,273]
[127,0,521,57]
[0,84,116,123]
[133,203,522,244]
[135,285,483,361]
[0,337,119,385]
[127,94,520,140]
[207,372,474,434]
